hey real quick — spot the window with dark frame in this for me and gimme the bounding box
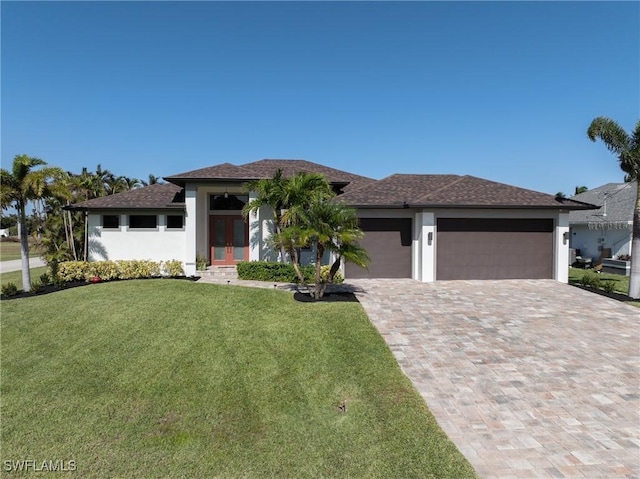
[166,215,184,229]
[129,215,157,229]
[103,215,120,229]
[210,194,248,211]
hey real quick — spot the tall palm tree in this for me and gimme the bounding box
[0,155,64,291]
[587,117,640,299]
[574,186,588,195]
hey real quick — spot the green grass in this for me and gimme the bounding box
[1,280,477,478]
[0,266,48,289]
[0,241,42,262]
[569,267,640,307]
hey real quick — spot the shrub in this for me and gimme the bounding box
[2,282,18,297]
[116,260,161,279]
[580,271,600,289]
[602,280,616,294]
[30,280,42,293]
[237,261,315,283]
[163,260,184,277]
[320,265,344,284]
[236,261,346,284]
[88,261,120,281]
[196,254,208,271]
[57,261,90,282]
[39,272,52,286]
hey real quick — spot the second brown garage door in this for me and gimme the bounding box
[436,218,554,280]
[345,218,412,279]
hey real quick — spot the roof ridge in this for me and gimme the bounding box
[415,174,465,203]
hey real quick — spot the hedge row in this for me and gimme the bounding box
[56,260,184,283]
[236,261,344,284]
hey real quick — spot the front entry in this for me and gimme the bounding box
[209,215,249,265]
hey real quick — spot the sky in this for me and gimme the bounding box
[2,1,639,196]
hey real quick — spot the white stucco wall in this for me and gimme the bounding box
[87,212,186,265]
[569,223,632,261]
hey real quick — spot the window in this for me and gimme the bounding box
[210,194,248,211]
[166,215,184,229]
[129,215,157,229]
[103,215,120,229]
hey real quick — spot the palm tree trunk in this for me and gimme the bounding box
[313,244,324,300]
[629,181,640,299]
[18,204,32,292]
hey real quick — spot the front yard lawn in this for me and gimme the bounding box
[1,280,477,478]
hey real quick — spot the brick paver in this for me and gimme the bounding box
[351,279,640,479]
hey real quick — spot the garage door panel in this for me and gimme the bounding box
[345,218,412,279]
[437,223,553,280]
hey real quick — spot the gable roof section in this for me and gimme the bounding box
[165,158,376,192]
[569,181,636,224]
[341,174,595,209]
[71,183,185,210]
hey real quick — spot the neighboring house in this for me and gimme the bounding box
[569,182,636,262]
[70,159,594,283]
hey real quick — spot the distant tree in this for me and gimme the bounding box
[574,186,588,195]
[0,213,17,229]
[587,117,640,299]
[0,155,64,291]
[555,192,567,199]
[142,174,163,186]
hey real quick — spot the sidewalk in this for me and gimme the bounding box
[0,257,47,274]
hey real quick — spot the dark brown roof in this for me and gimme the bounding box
[71,183,184,210]
[164,158,375,193]
[341,174,595,209]
[69,162,597,211]
[164,162,255,181]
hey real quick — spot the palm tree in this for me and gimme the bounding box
[0,155,64,291]
[587,117,640,299]
[281,195,369,300]
[142,174,163,186]
[574,186,588,195]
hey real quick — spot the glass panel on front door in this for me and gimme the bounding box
[213,219,226,261]
[233,219,245,261]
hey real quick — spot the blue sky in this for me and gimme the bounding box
[2,1,638,196]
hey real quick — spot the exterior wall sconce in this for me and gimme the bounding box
[428,232,433,245]
[224,190,229,199]
[563,232,569,244]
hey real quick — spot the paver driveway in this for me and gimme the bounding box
[352,279,639,479]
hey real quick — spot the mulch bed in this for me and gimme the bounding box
[293,291,359,303]
[570,283,637,304]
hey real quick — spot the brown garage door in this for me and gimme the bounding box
[437,218,554,280]
[345,218,412,279]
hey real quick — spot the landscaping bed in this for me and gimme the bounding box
[568,267,640,307]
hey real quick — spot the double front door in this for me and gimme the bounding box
[209,215,248,264]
